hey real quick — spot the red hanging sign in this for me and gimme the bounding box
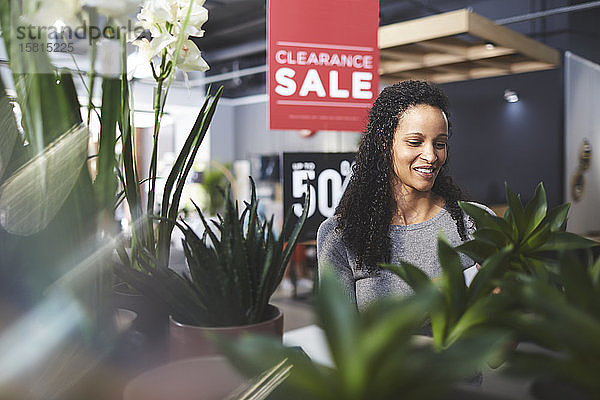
[268,0,379,132]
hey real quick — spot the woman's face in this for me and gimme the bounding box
[391,104,448,194]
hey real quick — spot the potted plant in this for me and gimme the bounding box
[218,267,509,400]
[116,177,310,358]
[495,250,600,400]
[104,0,224,347]
[385,182,599,398]
[385,183,597,348]
[217,181,599,400]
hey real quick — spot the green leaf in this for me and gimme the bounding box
[437,234,468,327]
[315,266,360,389]
[446,294,513,345]
[591,255,600,287]
[472,228,509,247]
[455,240,497,264]
[545,203,570,232]
[467,246,512,303]
[521,222,551,253]
[357,289,440,390]
[94,77,120,211]
[218,335,338,400]
[536,232,599,252]
[521,256,550,281]
[505,183,526,238]
[458,201,495,229]
[559,251,595,312]
[523,182,548,238]
[158,87,223,267]
[277,186,310,291]
[0,124,88,235]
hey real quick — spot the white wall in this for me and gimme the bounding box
[217,94,362,162]
[564,52,600,235]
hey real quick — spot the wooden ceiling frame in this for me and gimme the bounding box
[378,9,561,83]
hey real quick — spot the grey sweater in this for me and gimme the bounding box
[317,204,492,310]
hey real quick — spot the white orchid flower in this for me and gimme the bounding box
[133,32,177,62]
[137,0,176,32]
[132,0,210,73]
[173,39,209,72]
[175,0,208,37]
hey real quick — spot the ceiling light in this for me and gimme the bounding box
[504,89,519,103]
[485,42,495,50]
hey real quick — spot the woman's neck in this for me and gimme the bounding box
[391,189,444,225]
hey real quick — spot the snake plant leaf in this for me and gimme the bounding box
[380,261,432,293]
[281,190,310,267]
[0,124,88,235]
[467,245,512,304]
[545,202,570,232]
[523,182,548,238]
[437,234,468,326]
[505,183,527,238]
[535,231,598,252]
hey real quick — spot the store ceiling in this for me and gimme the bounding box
[195,0,597,97]
[378,9,560,84]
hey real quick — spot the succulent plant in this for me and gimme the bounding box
[116,177,309,327]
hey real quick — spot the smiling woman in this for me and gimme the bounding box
[317,80,493,311]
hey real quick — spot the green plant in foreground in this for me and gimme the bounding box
[457,182,597,282]
[117,177,309,326]
[500,250,600,397]
[220,268,509,400]
[382,236,515,350]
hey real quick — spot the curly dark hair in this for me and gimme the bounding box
[335,80,469,270]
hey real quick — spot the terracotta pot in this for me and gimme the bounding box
[169,305,283,360]
[123,356,245,400]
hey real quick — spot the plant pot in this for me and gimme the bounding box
[111,282,169,367]
[112,282,168,337]
[169,305,284,360]
[123,356,245,400]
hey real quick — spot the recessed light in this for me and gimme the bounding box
[504,89,519,103]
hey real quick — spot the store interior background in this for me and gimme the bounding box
[0,2,600,397]
[116,0,600,221]
[130,0,600,289]
[2,0,599,289]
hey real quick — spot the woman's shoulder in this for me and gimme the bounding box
[317,215,341,239]
[317,215,350,257]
